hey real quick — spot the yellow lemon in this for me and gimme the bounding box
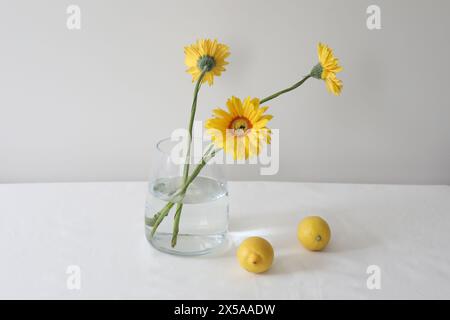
[297,216,331,251]
[237,237,274,273]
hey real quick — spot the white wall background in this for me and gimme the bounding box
[1,0,449,184]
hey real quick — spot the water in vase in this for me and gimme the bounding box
[145,176,229,255]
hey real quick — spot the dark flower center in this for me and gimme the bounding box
[230,117,252,136]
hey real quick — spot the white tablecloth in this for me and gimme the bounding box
[0,181,449,299]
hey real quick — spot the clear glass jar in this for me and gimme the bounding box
[145,137,229,256]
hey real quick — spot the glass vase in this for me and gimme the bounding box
[145,137,229,256]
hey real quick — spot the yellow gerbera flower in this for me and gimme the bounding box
[184,39,230,86]
[311,43,343,95]
[205,96,273,160]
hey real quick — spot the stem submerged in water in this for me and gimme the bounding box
[147,146,218,238]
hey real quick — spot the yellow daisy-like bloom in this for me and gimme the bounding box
[184,39,230,86]
[311,43,343,95]
[205,96,273,160]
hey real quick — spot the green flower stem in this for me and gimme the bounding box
[183,69,208,182]
[148,146,217,237]
[145,145,214,229]
[148,70,207,241]
[171,204,183,246]
[171,144,216,247]
[171,69,208,247]
[149,202,175,236]
[260,75,311,104]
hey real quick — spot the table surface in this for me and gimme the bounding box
[1,181,449,299]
